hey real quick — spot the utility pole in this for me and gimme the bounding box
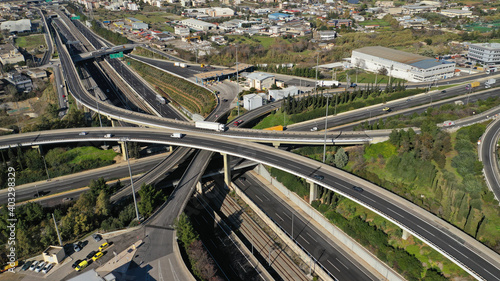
[122,138,141,222]
[236,44,240,117]
[52,213,63,246]
[322,95,330,163]
[315,52,319,92]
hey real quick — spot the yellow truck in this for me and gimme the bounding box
[264,125,284,131]
[470,81,480,88]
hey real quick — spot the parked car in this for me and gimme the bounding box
[72,259,83,269]
[74,243,81,252]
[21,261,33,271]
[92,234,102,242]
[92,251,104,262]
[29,260,39,271]
[99,242,110,252]
[86,250,97,260]
[42,263,53,274]
[74,260,88,271]
[34,261,46,273]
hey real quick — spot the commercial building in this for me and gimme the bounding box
[246,72,275,90]
[0,43,24,65]
[174,25,190,36]
[351,46,456,82]
[207,7,234,17]
[268,86,299,101]
[468,43,500,65]
[0,19,31,33]
[42,246,65,264]
[243,93,265,110]
[440,9,473,18]
[318,30,337,41]
[180,18,217,31]
[268,13,292,20]
[6,72,33,92]
[132,22,149,30]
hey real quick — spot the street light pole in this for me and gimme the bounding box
[123,138,141,222]
[322,95,330,163]
[42,156,50,181]
[236,44,240,117]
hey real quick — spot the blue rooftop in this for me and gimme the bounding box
[409,59,454,69]
[348,0,359,4]
[269,13,291,19]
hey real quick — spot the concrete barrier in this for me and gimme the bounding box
[254,164,405,281]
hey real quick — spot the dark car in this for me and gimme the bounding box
[313,174,324,181]
[21,261,33,271]
[353,186,364,192]
[441,90,447,93]
[92,234,102,242]
[86,250,97,260]
[72,259,83,268]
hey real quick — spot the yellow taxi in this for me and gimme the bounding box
[74,260,88,271]
[91,251,104,262]
[98,242,110,252]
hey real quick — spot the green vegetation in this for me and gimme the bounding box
[90,20,128,45]
[175,213,223,281]
[0,146,117,187]
[138,183,166,217]
[15,34,46,50]
[131,46,166,60]
[126,58,216,117]
[254,84,423,129]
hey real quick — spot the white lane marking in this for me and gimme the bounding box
[327,259,340,272]
[306,232,318,242]
[386,208,403,218]
[416,224,435,237]
[210,239,217,247]
[275,213,284,221]
[360,194,376,203]
[336,258,349,269]
[201,216,208,223]
[299,235,310,244]
[255,195,264,202]
[217,236,226,246]
[238,261,247,272]
[283,212,292,220]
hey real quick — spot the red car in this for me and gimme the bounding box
[233,120,243,126]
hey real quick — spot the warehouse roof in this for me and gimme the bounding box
[354,46,429,65]
[409,59,454,69]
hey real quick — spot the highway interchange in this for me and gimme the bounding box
[5,6,500,281]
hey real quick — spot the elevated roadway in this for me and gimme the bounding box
[479,117,500,203]
[1,127,500,281]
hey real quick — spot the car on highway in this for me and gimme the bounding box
[29,260,39,271]
[34,261,46,273]
[79,132,87,136]
[71,259,83,269]
[311,127,318,131]
[62,197,73,202]
[74,260,88,271]
[441,90,447,93]
[223,99,228,102]
[42,263,53,274]
[383,107,392,112]
[92,251,104,262]
[313,174,324,181]
[104,134,113,138]
[233,120,243,126]
[92,234,102,242]
[21,261,32,271]
[86,250,97,260]
[353,186,364,192]
[99,242,110,252]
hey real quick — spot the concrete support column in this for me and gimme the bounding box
[308,180,318,204]
[221,152,231,189]
[196,181,203,195]
[169,146,174,152]
[272,142,281,149]
[111,119,117,128]
[119,141,128,161]
[32,145,42,155]
[402,229,411,240]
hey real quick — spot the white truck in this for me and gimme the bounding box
[195,121,225,132]
[170,133,183,138]
[174,62,180,67]
[316,80,340,87]
[486,78,496,85]
[156,94,166,105]
[180,63,187,68]
[486,68,497,74]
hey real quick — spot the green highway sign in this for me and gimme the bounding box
[109,52,124,59]
[71,16,80,20]
[45,0,52,2]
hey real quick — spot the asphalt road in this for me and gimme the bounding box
[234,172,379,281]
[480,117,500,203]
[2,127,499,280]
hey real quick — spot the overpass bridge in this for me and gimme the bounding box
[72,44,141,62]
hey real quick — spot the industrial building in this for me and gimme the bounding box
[181,19,217,31]
[0,19,31,33]
[243,93,266,110]
[268,86,300,101]
[245,72,275,90]
[468,43,500,65]
[351,46,456,82]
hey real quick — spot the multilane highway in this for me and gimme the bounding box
[1,127,500,281]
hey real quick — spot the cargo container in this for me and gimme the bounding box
[195,121,225,132]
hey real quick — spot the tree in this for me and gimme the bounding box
[175,213,199,249]
[378,67,388,76]
[138,183,165,217]
[95,190,110,217]
[334,147,349,168]
[424,38,433,46]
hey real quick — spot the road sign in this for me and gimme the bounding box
[110,52,124,59]
[45,0,52,2]
[71,16,80,20]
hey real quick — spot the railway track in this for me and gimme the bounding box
[200,183,310,281]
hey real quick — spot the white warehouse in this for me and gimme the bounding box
[351,46,456,82]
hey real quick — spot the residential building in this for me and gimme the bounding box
[246,72,275,90]
[327,19,352,28]
[26,68,47,79]
[268,13,292,20]
[440,9,473,18]
[0,19,30,33]
[42,246,65,264]
[6,72,33,92]
[375,1,394,8]
[401,5,437,15]
[207,7,234,17]
[127,3,139,10]
[351,46,456,82]
[468,43,500,65]
[268,86,299,101]
[0,43,24,65]
[318,30,337,41]
[180,19,217,31]
[174,25,190,36]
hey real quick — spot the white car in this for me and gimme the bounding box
[29,260,39,271]
[42,263,53,274]
[35,261,46,273]
[79,132,88,136]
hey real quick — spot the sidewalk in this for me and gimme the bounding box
[96,240,142,277]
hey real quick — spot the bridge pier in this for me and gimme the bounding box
[118,141,128,161]
[196,181,203,195]
[220,152,231,189]
[32,145,43,155]
[110,118,117,128]
[307,180,319,204]
[272,142,281,149]
[402,229,411,240]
